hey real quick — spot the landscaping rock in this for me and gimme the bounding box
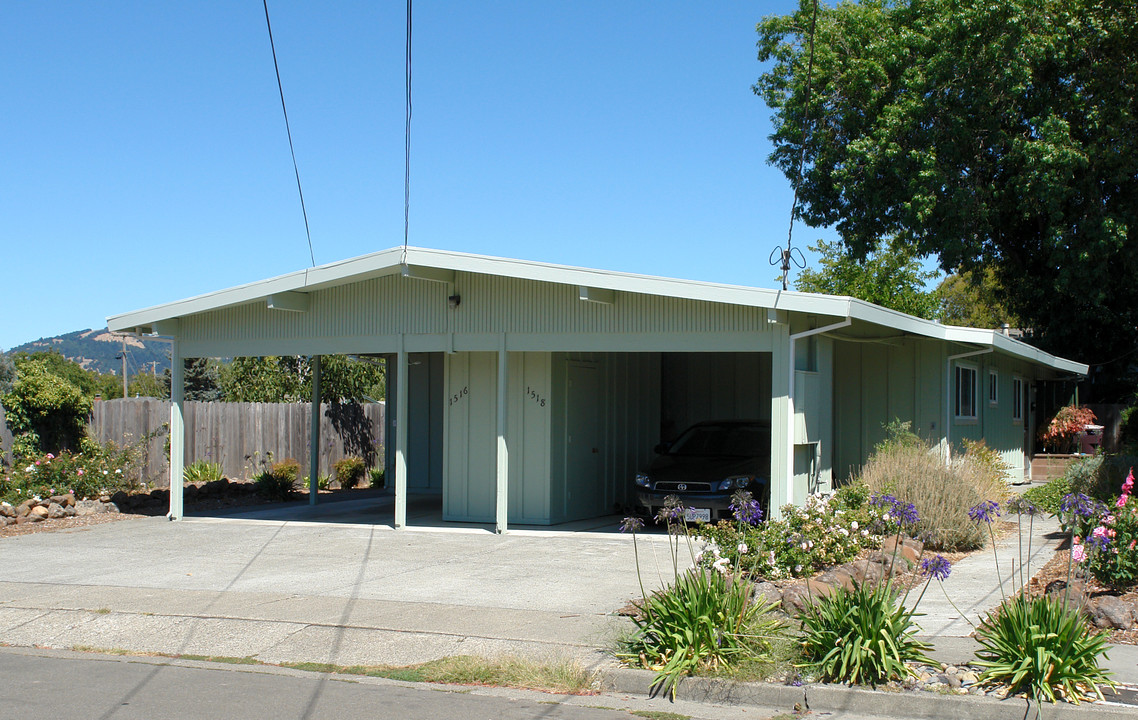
[753,581,782,606]
[849,558,887,587]
[0,503,14,518]
[24,511,45,523]
[1044,578,1086,604]
[0,516,13,526]
[110,491,131,509]
[1085,595,1137,630]
[49,494,73,508]
[16,500,34,518]
[46,502,66,519]
[881,536,923,566]
[30,505,50,520]
[75,499,105,516]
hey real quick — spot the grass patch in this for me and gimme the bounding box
[93,608,111,615]
[280,655,597,695]
[630,712,691,720]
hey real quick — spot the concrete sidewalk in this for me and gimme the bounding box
[909,512,1138,684]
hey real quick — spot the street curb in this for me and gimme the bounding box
[600,667,1135,720]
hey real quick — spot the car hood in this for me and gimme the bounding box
[647,454,768,484]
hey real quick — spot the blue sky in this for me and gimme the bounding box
[1,0,843,351]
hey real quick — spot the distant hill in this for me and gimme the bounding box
[7,329,171,377]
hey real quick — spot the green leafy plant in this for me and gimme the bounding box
[974,594,1115,704]
[619,567,781,698]
[332,456,366,489]
[1,357,92,455]
[253,458,299,502]
[369,466,385,488]
[183,460,223,485]
[797,580,934,686]
[1083,469,1138,590]
[1022,477,1070,516]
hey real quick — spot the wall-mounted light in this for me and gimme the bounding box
[448,294,462,309]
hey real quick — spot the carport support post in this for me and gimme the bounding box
[394,345,408,529]
[169,340,185,521]
[495,342,509,534]
[309,355,321,506]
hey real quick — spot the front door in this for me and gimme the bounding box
[565,362,601,519]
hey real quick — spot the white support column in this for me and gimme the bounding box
[495,340,509,534]
[394,342,409,529]
[168,340,185,521]
[309,355,321,506]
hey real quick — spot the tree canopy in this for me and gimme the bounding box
[219,355,385,404]
[757,0,1138,398]
[936,268,1020,330]
[794,237,940,318]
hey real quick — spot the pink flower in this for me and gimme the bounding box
[1123,468,1134,495]
[77,469,84,476]
[1092,526,1108,539]
[1118,494,1129,508]
[46,453,55,460]
[1130,540,1136,551]
[1072,542,1086,563]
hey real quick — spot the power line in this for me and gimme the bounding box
[263,0,316,267]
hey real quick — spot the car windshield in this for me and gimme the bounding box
[667,424,768,457]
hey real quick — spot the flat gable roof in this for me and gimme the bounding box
[107,245,1087,375]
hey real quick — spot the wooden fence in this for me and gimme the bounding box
[89,398,385,485]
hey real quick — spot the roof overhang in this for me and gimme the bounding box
[107,245,1088,376]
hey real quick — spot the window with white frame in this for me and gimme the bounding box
[1012,377,1024,422]
[989,370,998,405]
[955,364,977,419]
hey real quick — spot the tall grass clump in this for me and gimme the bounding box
[859,425,1008,551]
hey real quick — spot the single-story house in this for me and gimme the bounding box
[107,246,1087,530]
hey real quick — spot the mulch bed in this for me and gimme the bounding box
[1023,546,1138,645]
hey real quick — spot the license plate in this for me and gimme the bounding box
[684,507,711,523]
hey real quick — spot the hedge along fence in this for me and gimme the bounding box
[89,398,386,486]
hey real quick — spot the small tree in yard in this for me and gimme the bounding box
[1,356,92,456]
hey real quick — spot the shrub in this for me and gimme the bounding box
[797,580,933,686]
[1064,453,1138,503]
[302,474,331,492]
[974,594,1115,704]
[254,458,299,502]
[859,437,1008,551]
[1022,476,1070,516]
[618,568,782,698]
[1,439,142,503]
[1,359,92,455]
[369,466,385,488]
[698,492,881,579]
[333,456,366,489]
[1081,470,1138,590]
[184,460,223,485]
[1039,404,1096,454]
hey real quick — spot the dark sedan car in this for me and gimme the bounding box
[633,420,771,524]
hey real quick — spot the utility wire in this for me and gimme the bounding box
[402,0,413,265]
[263,0,316,267]
[779,0,820,290]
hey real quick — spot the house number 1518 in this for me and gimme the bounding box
[526,386,546,407]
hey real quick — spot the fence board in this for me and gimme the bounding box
[89,399,385,486]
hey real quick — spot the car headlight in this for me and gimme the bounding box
[634,472,652,488]
[716,479,734,491]
[726,475,753,489]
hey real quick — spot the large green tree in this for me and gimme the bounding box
[219,356,385,404]
[756,0,1138,398]
[795,236,940,318]
[937,267,1020,330]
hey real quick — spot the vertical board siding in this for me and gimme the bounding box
[89,398,384,485]
[443,352,498,522]
[178,272,773,353]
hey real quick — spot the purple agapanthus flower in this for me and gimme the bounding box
[1085,527,1112,552]
[968,500,1001,525]
[620,516,644,533]
[895,501,920,526]
[729,490,763,526]
[1006,496,1038,516]
[870,493,898,510]
[657,495,685,523]
[919,554,952,581]
[1060,492,1097,520]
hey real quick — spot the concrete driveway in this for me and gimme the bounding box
[0,510,686,670]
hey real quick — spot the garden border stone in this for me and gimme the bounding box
[601,666,1136,720]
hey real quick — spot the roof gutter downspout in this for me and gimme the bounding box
[787,316,852,508]
[945,347,994,461]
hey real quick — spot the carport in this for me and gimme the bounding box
[107,246,1084,531]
